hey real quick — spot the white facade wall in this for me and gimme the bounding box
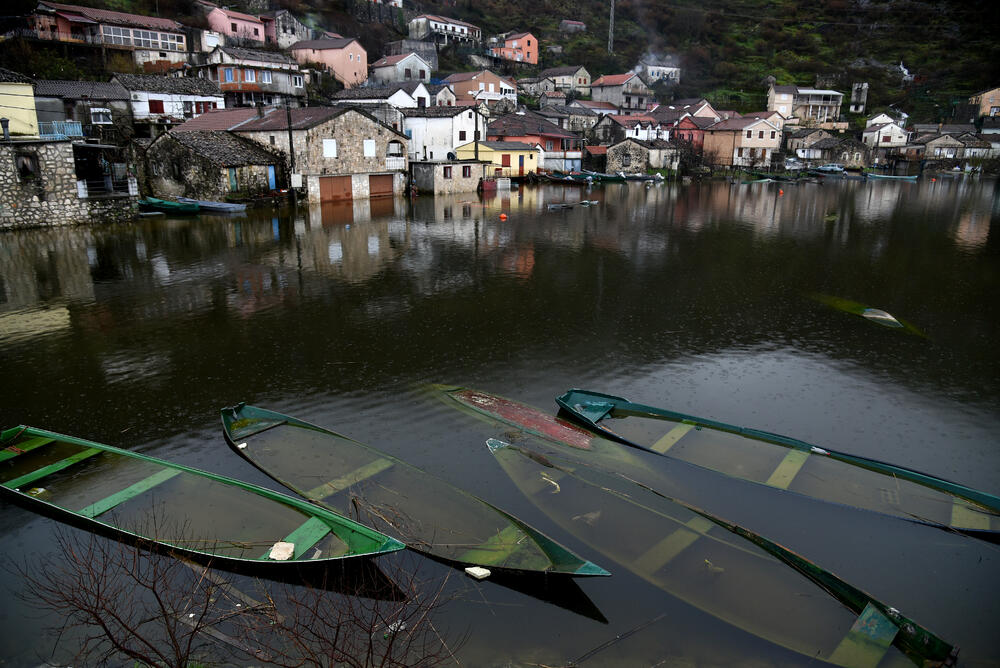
[129,91,226,120]
[403,110,484,161]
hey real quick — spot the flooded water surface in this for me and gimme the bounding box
[1,177,998,665]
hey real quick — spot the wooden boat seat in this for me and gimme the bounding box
[304,457,394,501]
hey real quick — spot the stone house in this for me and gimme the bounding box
[653,98,721,121]
[444,71,517,104]
[539,66,591,95]
[29,1,187,71]
[410,160,491,194]
[517,77,556,96]
[289,38,367,88]
[0,68,39,137]
[809,136,869,168]
[915,134,967,160]
[192,46,306,108]
[558,20,586,33]
[454,140,540,177]
[260,9,313,50]
[590,73,652,114]
[370,53,433,85]
[538,91,567,107]
[408,14,481,44]
[490,31,538,65]
[144,129,284,200]
[402,106,488,161]
[384,40,439,71]
[233,106,408,203]
[785,128,831,161]
[607,138,677,173]
[205,6,265,46]
[592,114,668,145]
[955,133,993,158]
[112,74,225,137]
[33,79,131,143]
[0,138,137,229]
[536,105,598,134]
[702,117,782,167]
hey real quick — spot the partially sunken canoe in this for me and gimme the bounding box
[556,389,1000,540]
[488,439,958,668]
[221,404,609,577]
[0,426,405,567]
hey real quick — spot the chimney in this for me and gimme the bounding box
[0,118,8,142]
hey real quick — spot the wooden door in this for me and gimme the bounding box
[369,174,394,198]
[319,175,352,202]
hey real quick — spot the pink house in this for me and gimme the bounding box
[206,7,265,45]
[490,31,538,65]
[289,38,368,88]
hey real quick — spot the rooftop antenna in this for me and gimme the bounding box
[608,0,615,54]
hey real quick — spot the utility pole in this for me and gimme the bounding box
[608,0,615,54]
[285,100,296,208]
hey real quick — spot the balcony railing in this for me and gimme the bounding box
[385,156,406,170]
[39,121,84,139]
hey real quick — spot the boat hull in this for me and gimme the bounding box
[138,197,200,214]
[0,426,404,569]
[177,197,247,212]
[220,404,610,577]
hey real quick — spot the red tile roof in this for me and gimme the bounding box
[592,73,636,87]
[215,7,263,23]
[172,107,264,131]
[38,1,182,31]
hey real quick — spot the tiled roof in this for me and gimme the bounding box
[607,114,656,127]
[371,53,412,68]
[540,66,584,78]
[218,47,298,65]
[173,107,265,131]
[572,100,617,111]
[540,90,566,97]
[488,110,578,138]
[332,86,402,100]
[235,106,343,131]
[592,73,636,87]
[163,130,280,166]
[585,145,607,155]
[0,67,32,84]
[114,74,222,96]
[505,32,531,40]
[289,38,359,51]
[414,14,480,31]
[443,71,478,83]
[215,7,262,23]
[34,79,128,100]
[771,85,798,94]
[478,140,538,150]
[690,116,717,129]
[37,1,182,31]
[402,106,469,117]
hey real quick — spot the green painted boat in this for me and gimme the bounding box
[556,389,1000,541]
[0,426,404,568]
[488,438,958,668]
[138,197,200,214]
[221,403,610,577]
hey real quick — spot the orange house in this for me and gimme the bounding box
[490,32,537,65]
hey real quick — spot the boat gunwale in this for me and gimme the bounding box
[555,389,1000,517]
[0,425,405,565]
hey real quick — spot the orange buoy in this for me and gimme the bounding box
[779,189,784,196]
[499,213,507,220]
[931,178,936,182]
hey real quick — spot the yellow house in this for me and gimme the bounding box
[969,86,1000,119]
[455,140,540,177]
[0,68,38,137]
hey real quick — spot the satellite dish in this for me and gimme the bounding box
[447,152,456,160]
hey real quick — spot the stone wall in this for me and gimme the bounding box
[0,140,137,229]
[607,141,650,173]
[411,161,486,194]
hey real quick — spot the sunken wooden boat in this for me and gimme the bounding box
[488,438,958,668]
[556,389,1000,540]
[221,403,610,577]
[865,173,918,181]
[0,426,405,568]
[138,197,200,214]
[177,197,247,212]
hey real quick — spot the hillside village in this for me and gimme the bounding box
[1,0,999,228]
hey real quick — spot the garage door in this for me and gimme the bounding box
[319,175,352,202]
[369,174,394,198]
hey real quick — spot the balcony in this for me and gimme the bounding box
[39,121,84,140]
[385,156,406,170]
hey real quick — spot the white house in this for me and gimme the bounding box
[370,52,433,84]
[402,106,488,161]
[112,74,224,136]
[861,122,908,149]
[866,112,896,127]
[331,85,418,108]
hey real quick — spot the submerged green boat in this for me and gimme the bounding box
[488,438,957,668]
[138,197,200,214]
[556,389,1000,541]
[0,426,404,568]
[221,404,609,577]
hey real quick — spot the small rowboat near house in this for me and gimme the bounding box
[221,403,610,577]
[556,389,1000,541]
[177,197,247,212]
[138,197,200,214]
[0,426,404,568]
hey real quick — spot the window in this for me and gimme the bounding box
[746,130,752,138]
[230,23,237,32]
[245,69,255,82]
[363,139,376,157]
[261,70,272,84]
[770,131,776,139]
[90,107,112,124]
[183,101,193,118]
[545,140,553,150]
[387,141,403,156]
[443,166,453,179]
[269,135,275,145]
[148,99,164,114]
[224,68,234,83]
[459,130,467,141]
[15,152,39,180]
[292,75,303,88]
[882,135,891,143]
[404,68,412,79]
[253,27,259,36]
[758,130,764,139]
[349,53,354,61]
[322,139,337,157]
[419,70,426,80]
[737,147,744,157]
[462,165,471,178]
